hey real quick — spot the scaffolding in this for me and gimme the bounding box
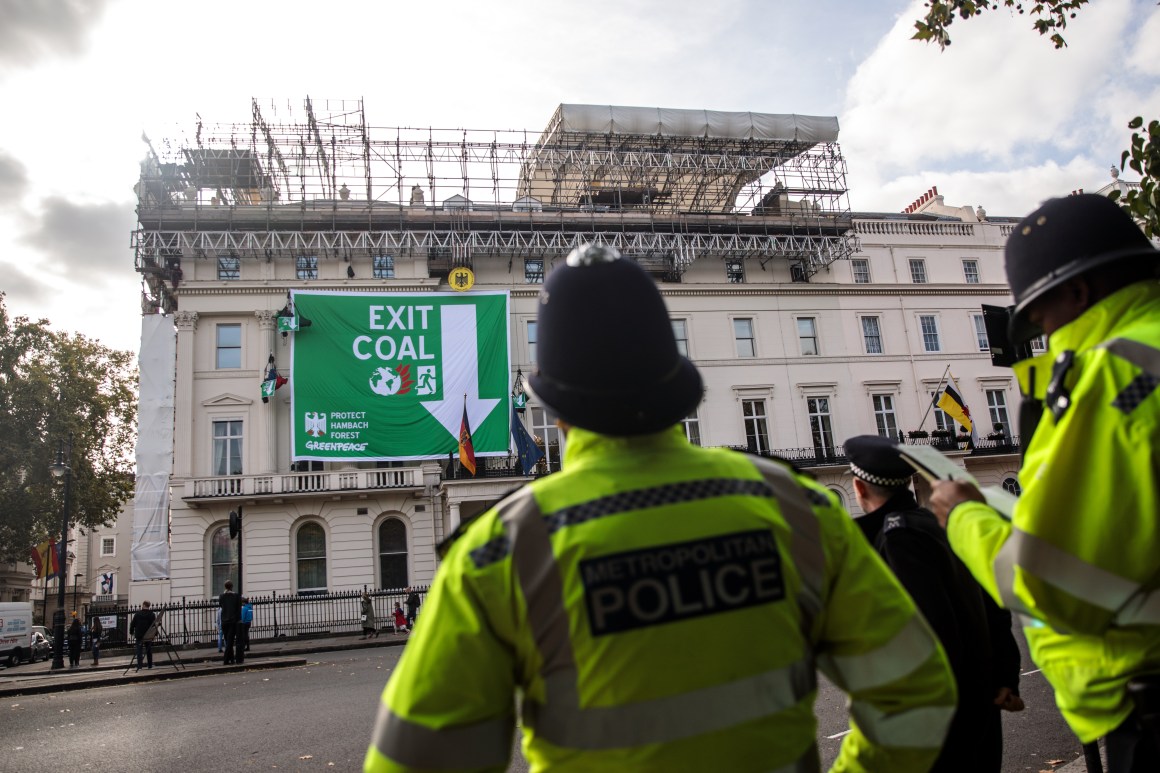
[136,99,857,312]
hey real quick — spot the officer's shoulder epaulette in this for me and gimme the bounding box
[436,484,527,560]
[882,513,908,533]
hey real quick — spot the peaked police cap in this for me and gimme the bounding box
[844,435,914,489]
[1006,193,1158,343]
[528,244,703,436]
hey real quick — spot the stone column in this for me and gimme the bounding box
[172,311,198,478]
[255,310,278,474]
[448,501,461,533]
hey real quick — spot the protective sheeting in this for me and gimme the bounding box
[131,314,175,581]
[555,105,840,143]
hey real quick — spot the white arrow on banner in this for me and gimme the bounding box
[421,304,501,442]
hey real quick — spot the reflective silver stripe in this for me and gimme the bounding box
[994,527,1140,615]
[526,660,815,749]
[370,706,514,768]
[748,458,826,638]
[849,702,955,749]
[1102,337,1160,378]
[818,616,936,693]
[1117,589,1160,626]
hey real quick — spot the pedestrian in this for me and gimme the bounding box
[391,603,406,635]
[89,615,103,667]
[216,607,223,653]
[364,244,957,772]
[844,435,1023,772]
[66,614,82,668]
[404,587,420,630]
[929,193,1160,773]
[129,600,156,670]
[219,580,241,665]
[360,592,377,639]
[237,597,253,663]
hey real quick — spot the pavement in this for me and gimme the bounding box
[0,630,411,697]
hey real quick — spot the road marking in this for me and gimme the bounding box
[826,730,852,739]
[1021,669,1041,675]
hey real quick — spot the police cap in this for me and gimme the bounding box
[844,435,913,488]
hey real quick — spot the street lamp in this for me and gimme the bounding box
[48,436,72,671]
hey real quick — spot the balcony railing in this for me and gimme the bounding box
[186,467,422,500]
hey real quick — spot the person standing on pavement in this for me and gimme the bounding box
[89,615,103,667]
[404,587,419,630]
[365,244,958,773]
[845,435,1023,772]
[219,580,242,665]
[360,593,377,639]
[928,193,1160,773]
[66,614,82,668]
[237,597,253,663]
[130,600,156,670]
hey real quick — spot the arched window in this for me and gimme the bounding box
[296,522,327,594]
[210,526,238,597]
[379,519,409,590]
[1002,477,1022,496]
[827,487,847,510]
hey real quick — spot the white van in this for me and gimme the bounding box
[0,602,36,666]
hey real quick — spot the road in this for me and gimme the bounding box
[0,629,1080,772]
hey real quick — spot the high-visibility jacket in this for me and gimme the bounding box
[367,427,956,773]
[947,280,1160,743]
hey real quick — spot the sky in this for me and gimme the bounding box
[0,0,1156,355]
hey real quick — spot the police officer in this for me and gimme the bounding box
[845,435,1022,772]
[929,193,1160,773]
[365,244,957,773]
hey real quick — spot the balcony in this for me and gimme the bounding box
[183,467,423,505]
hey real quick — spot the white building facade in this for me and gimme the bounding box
[133,102,1024,601]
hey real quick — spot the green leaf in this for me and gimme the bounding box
[1128,116,1144,130]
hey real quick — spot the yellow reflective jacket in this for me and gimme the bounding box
[367,427,956,773]
[948,280,1160,743]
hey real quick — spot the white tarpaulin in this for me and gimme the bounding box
[131,314,175,581]
[555,105,840,143]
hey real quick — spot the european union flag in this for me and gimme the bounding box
[511,403,545,474]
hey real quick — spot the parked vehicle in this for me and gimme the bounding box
[0,602,35,666]
[30,631,51,661]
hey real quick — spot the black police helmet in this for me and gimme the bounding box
[1006,193,1157,344]
[528,243,703,436]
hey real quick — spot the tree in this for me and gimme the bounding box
[913,1,1160,237]
[0,293,137,563]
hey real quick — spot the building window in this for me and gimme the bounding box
[742,399,770,454]
[212,420,243,476]
[919,315,941,352]
[962,259,980,284]
[725,259,745,283]
[861,316,883,354]
[808,397,835,456]
[1030,334,1047,352]
[931,392,951,431]
[797,317,819,356]
[100,537,116,557]
[296,256,318,280]
[527,321,537,365]
[986,389,1010,429]
[682,411,701,446]
[210,526,238,597]
[216,324,241,369]
[851,258,871,284]
[672,319,689,357]
[529,407,563,472]
[734,318,756,358]
[372,255,395,279]
[296,522,327,593]
[909,259,928,284]
[378,519,408,590]
[973,314,990,351]
[524,259,544,284]
[1002,477,1022,495]
[217,256,240,280]
[873,394,898,439]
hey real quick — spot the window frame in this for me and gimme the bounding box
[807,396,835,456]
[962,259,980,284]
[741,399,770,455]
[671,319,690,358]
[211,419,244,477]
[528,406,564,472]
[296,255,319,280]
[972,314,990,351]
[796,316,819,356]
[295,521,328,594]
[524,258,544,284]
[215,323,242,369]
[527,320,538,365]
[372,255,395,279]
[872,394,898,439]
[100,537,116,557]
[209,525,239,598]
[377,517,409,590]
[909,258,928,284]
[918,314,941,352]
[733,317,756,358]
[851,258,871,284]
[986,389,1010,429]
[681,411,701,446]
[217,256,240,280]
[860,315,883,355]
[725,259,745,284]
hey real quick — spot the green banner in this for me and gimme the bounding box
[290,290,511,461]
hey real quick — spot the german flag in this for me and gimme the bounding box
[937,381,973,433]
[458,398,477,476]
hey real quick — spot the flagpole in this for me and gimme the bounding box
[916,364,952,432]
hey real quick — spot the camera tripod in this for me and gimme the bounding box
[123,612,186,675]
